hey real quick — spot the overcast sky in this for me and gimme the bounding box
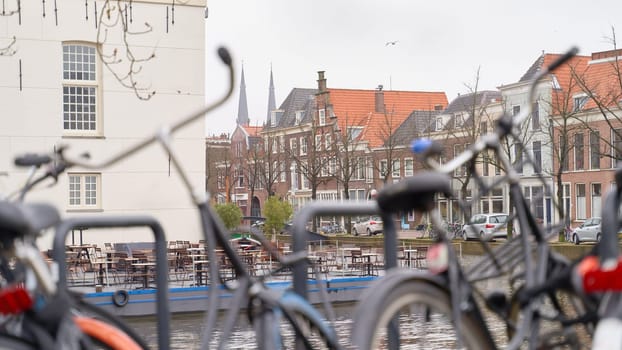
[204,0,622,136]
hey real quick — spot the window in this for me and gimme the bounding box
[559,135,569,171]
[68,173,100,209]
[590,131,600,169]
[551,74,561,90]
[366,157,373,183]
[62,43,99,133]
[573,95,588,112]
[392,159,401,178]
[613,129,622,168]
[300,137,307,155]
[532,102,540,130]
[435,117,443,131]
[290,138,298,154]
[562,183,571,219]
[380,160,388,177]
[354,157,366,180]
[482,153,489,176]
[512,105,520,116]
[290,163,298,190]
[574,133,584,170]
[272,138,278,154]
[524,186,544,221]
[235,167,244,187]
[454,113,464,128]
[295,111,304,125]
[454,144,464,176]
[592,183,602,217]
[318,109,326,126]
[576,183,586,220]
[347,127,363,141]
[329,158,336,175]
[280,162,286,182]
[325,134,332,150]
[480,121,487,136]
[404,158,414,177]
[514,143,523,173]
[533,141,542,174]
[315,135,322,151]
[320,157,329,177]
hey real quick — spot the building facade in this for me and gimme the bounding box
[1,0,208,247]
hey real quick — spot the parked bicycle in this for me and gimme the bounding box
[351,47,600,350]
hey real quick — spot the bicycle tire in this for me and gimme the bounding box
[351,274,495,350]
[74,315,142,350]
[73,296,150,349]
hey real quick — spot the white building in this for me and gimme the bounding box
[1,0,207,247]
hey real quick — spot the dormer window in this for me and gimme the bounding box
[295,110,304,125]
[454,113,464,128]
[551,74,561,90]
[435,117,443,131]
[347,127,363,141]
[573,94,588,112]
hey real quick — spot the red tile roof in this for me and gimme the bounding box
[545,53,590,112]
[241,124,263,137]
[327,88,448,147]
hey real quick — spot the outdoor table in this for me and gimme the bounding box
[131,262,156,289]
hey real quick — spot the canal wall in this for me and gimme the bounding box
[275,234,600,261]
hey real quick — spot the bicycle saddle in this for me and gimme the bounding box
[0,201,60,239]
[376,172,451,214]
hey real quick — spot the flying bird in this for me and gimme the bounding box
[385,40,399,46]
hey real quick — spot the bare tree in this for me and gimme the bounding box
[97,0,157,100]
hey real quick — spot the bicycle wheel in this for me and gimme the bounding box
[351,274,495,350]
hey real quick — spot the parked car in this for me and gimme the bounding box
[571,217,601,244]
[352,215,383,236]
[461,213,509,241]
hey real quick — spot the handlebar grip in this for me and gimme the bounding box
[411,138,443,158]
[14,154,52,167]
[217,47,232,66]
[546,46,579,73]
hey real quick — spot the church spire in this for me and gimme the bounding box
[236,64,249,125]
[266,65,276,125]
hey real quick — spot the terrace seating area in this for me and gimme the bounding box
[59,239,429,290]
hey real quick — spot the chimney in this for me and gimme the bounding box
[375,84,385,113]
[317,71,327,92]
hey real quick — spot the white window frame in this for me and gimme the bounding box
[392,159,401,178]
[295,110,304,125]
[573,94,588,112]
[325,134,332,150]
[62,42,101,136]
[591,183,602,217]
[576,183,586,220]
[68,173,101,210]
[280,162,286,182]
[404,158,414,177]
[365,157,374,183]
[315,135,322,151]
[300,137,307,155]
[319,109,326,126]
[435,117,443,131]
[380,159,388,177]
[290,138,298,155]
[454,113,464,129]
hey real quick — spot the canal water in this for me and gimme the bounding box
[124,255,592,349]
